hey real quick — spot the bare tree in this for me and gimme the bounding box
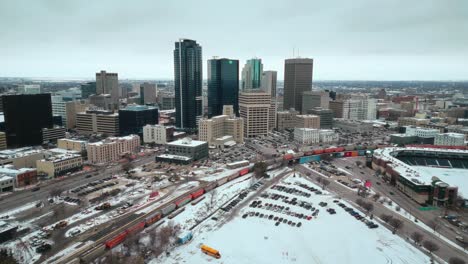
[121,161,134,174]
[321,179,330,190]
[52,204,66,222]
[380,214,393,223]
[355,161,363,167]
[422,240,440,254]
[316,176,322,184]
[356,198,364,207]
[410,231,424,245]
[253,161,267,179]
[449,257,466,264]
[49,187,64,198]
[362,202,374,216]
[372,193,381,202]
[389,218,404,234]
[427,218,441,233]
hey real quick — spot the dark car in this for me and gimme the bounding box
[85,175,92,178]
[31,187,40,192]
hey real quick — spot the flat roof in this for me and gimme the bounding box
[168,138,207,147]
[121,104,158,111]
[156,154,191,161]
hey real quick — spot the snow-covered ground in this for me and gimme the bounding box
[153,172,429,264]
[0,201,39,219]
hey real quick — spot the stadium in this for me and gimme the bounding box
[372,146,468,206]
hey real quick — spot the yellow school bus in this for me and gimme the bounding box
[201,244,221,259]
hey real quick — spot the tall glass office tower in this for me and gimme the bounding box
[174,39,203,131]
[241,58,263,91]
[207,58,239,117]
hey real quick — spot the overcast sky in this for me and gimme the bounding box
[1,0,467,80]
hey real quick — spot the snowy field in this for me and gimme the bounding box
[412,166,468,196]
[155,172,430,264]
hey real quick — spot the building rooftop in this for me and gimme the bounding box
[39,154,81,163]
[0,166,35,176]
[156,154,191,161]
[121,104,158,111]
[168,138,207,147]
[0,147,45,159]
[88,135,140,146]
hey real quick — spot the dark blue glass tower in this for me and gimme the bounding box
[174,39,202,131]
[208,58,239,117]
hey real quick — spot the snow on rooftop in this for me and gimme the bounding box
[168,138,207,147]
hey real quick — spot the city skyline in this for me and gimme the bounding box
[1,0,467,80]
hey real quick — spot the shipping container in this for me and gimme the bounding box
[335,147,345,152]
[299,155,321,164]
[191,189,204,199]
[358,150,366,156]
[334,152,344,158]
[324,148,336,153]
[351,151,359,157]
[105,231,127,248]
[161,203,177,216]
[175,195,192,207]
[177,231,193,244]
[344,151,352,157]
[356,145,364,150]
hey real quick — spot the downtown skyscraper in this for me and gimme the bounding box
[96,70,119,109]
[174,39,203,130]
[283,58,313,113]
[207,58,239,117]
[241,58,263,91]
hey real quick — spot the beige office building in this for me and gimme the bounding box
[87,135,140,164]
[295,115,320,129]
[397,117,430,128]
[0,132,6,150]
[276,109,299,131]
[96,70,119,108]
[36,154,83,178]
[76,109,119,136]
[57,138,87,152]
[198,106,244,146]
[239,92,275,138]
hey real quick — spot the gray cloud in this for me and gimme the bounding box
[0,0,467,80]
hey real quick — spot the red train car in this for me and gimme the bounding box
[105,231,127,249]
[344,151,352,157]
[239,168,249,176]
[313,149,324,155]
[324,147,337,153]
[127,222,145,236]
[283,154,294,160]
[335,147,345,152]
[191,189,205,200]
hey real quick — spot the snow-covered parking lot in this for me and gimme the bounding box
[156,173,430,264]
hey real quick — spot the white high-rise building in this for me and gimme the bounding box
[143,124,171,144]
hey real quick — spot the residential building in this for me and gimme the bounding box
[207,58,239,117]
[174,39,203,131]
[403,126,439,138]
[87,135,140,164]
[261,71,277,98]
[239,92,274,137]
[434,133,465,146]
[96,70,119,109]
[0,132,6,150]
[36,154,83,178]
[294,115,320,129]
[57,138,87,153]
[0,166,37,188]
[2,94,53,148]
[241,58,263,91]
[18,84,41,94]
[140,83,157,105]
[307,107,333,129]
[119,105,159,136]
[276,109,299,131]
[81,82,96,99]
[302,91,329,114]
[76,109,119,136]
[198,106,244,147]
[283,58,313,113]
